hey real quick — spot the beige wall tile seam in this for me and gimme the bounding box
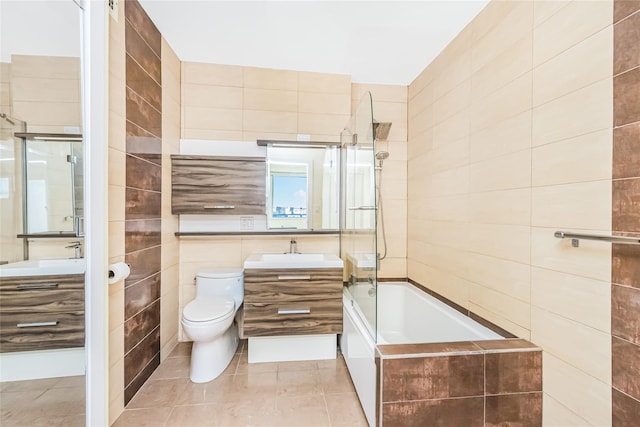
[466,146,530,168]
[533,23,613,70]
[543,392,595,426]
[532,1,573,30]
[529,126,611,150]
[468,280,532,306]
[531,177,612,189]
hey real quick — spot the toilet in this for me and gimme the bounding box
[181,268,244,383]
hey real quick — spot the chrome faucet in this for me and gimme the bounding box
[66,241,83,259]
[288,238,298,254]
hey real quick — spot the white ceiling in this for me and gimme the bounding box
[138,0,489,86]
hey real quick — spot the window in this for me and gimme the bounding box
[268,162,308,229]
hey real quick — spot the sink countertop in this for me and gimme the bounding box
[0,258,86,277]
[243,253,344,269]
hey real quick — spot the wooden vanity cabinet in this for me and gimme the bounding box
[242,268,343,337]
[0,274,85,352]
[171,155,266,215]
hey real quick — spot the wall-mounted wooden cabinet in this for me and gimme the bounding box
[0,274,85,353]
[171,155,266,215]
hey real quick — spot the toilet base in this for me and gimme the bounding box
[189,322,239,383]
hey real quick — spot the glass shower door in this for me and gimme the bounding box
[341,91,378,340]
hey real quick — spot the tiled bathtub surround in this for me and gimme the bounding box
[378,339,542,427]
[612,0,640,424]
[124,0,163,405]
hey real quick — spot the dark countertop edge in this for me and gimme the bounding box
[17,233,79,239]
[175,230,339,237]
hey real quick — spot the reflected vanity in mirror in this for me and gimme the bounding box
[260,140,340,231]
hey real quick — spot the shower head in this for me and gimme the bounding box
[375,151,390,161]
[373,121,392,140]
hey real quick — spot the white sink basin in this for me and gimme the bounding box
[0,258,86,277]
[244,253,344,269]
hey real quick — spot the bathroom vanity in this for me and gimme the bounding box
[242,253,343,363]
[0,274,85,353]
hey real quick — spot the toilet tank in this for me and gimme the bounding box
[195,268,244,309]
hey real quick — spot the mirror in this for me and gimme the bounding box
[266,144,339,230]
[24,137,83,234]
[0,1,86,425]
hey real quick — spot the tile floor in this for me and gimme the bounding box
[0,375,85,426]
[114,340,368,427]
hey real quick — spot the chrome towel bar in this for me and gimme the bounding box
[554,231,640,247]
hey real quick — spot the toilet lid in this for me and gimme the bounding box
[183,297,234,322]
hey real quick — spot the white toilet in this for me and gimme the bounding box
[181,268,244,383]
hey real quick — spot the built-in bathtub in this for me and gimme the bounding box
[341,281,543,427]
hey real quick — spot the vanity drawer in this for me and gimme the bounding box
[0,281,84,314]
[244,268,343,303]
[0,311,85,352]
[243,299,342,337]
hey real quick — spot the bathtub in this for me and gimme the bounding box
[340,281,504,426]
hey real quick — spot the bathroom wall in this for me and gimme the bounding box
[177,63,351,339]
[107,0,180,422]
[352,84,407,279]
[407,1,614,424]
[611,1,640,423]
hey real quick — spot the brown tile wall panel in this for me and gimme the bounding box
[126,155,162,192]
[125,246,162,287]
[125,218,161,253]
[613,336,640,400]
[124,273,161,320]
[612,244,640,288]
[612,388,640,426]
[126,88,161,137]
[124,0,162,407]
[612,284,640,344]
[125,187,161,220]
[473,339,539,351]
[614,67,640,127]
[124,325,160,387]
[124,300,160,353]
[383,354,484,402]
[125,0,161,57]
[614,10,640,75]
[124,21,161,85]
[126,121,162,165]
[485,392,542,427]
[485,351,542,395]
[126,55,161,111]
[613,123,640,179]
[614,1,640,24]
[124,352,160,404]
[382,397,484,427]
[613,179,640,233]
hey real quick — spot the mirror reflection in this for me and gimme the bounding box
[25,138,83,234]
[266,144,339,230]
[0,1,86,425]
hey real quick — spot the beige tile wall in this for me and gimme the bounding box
[108,2,126,423]
[160,38,180,360]
[178,63,354,339]
[407,0,613,424]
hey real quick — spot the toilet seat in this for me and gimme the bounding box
[183,297,235,323]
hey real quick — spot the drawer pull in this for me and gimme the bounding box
[16,283,59,290]
[277,275,311,280]
[203,205,235,209]
[278,308,311,315]
[17,321,59,328]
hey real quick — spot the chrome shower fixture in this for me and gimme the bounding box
[375,150,390,169]
[0,112,16,125]
[373,121,392,140]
